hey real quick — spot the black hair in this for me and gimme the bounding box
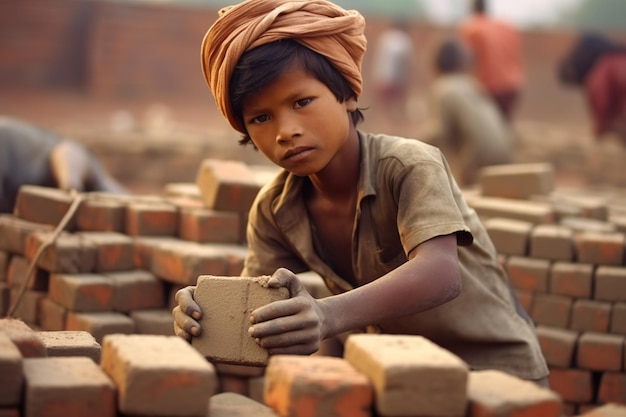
[229,39,364,147]
[435,38,471,74]
[472,0,487,14]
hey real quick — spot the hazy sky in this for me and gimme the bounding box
[423,0,585,27]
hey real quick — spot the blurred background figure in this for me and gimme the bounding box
[558,32,626,145]
[0,116,128,213]
[371,19,416,124]
[459,0,524,123]
[418,36,513,187]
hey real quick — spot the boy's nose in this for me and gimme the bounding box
[275,115,301,144]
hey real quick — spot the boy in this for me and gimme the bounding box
[173,0,548,384]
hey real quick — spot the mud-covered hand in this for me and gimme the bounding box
[248,268,327,355]
[172,286,202,342]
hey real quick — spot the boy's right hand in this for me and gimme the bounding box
[172,286,202,342]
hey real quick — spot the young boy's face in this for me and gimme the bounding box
[241,63,358,176]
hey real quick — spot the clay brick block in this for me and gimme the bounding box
[6,255,48,291]
[576,332,625,372]
[36,330,101,363]
[0,214,53,255]
[215,362,266,378]
[150,240,229,285]
[547,368,594,403]
[506,256,551,292]
[178,207,240,244]
[163,182,203,199]
[595,266,626,302]
[195,159,261,213]
[264,355,373,417]
[48,273,114,312]
[561,217,616,234]
[466,369,562,417]
[464,195,555,224]
[549,262,594,298]
[598,372,626,405]
[101,334,217,416]
[37,298,67,331]
[65,311,134,343]
[0,318,46,357]
[78,231,135,272]
[192,275,289,366]
[13,185,76,230]
[575,232,625,266]
[536,325,579,368]
[210,392,279,417]
[530,224,575,261]
[483,217,532,256]
[531,293,573,328]
[76,197,126,232]
[0,333,23,407]
[570,300,612,333]
[106,269,165,312]
[550,193,609,221]
[130,309,174,335]
[132,236,180,270]
[23,356,115,417]
[610,302,626,335]
[344,334,468,417]
[578,403,626,416]
[479,162,555,199]
[24,231,96,273]
[9,288,45,326]
[125,201,178,236]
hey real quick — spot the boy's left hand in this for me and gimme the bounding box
[248,268,326,356]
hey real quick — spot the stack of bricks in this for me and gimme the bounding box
[466,162,626,415]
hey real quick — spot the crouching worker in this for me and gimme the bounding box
[172,0,548,386]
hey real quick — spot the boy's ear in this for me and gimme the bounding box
[345,97,358,112]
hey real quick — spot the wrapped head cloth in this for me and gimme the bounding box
[201,0,367,133]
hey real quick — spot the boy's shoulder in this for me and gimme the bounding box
[360,131,445,166]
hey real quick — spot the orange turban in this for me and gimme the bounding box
[201,0,367,133]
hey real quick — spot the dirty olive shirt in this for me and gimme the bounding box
[242,131,548,380]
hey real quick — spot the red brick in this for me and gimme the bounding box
[12,185,77,230]
[570,300,612,333]
[530,224,575,261]
[483,217,532,256]
[178,207,240,244]
[536,325,579,368]
[150,240,228,285]
[531,293,573,328]
[506,256,551,292]
[78,231,135,272]
[479,162,555,199]
[0,318,46,357]
[595,266,626,302]
[37,298,67,331]
[131,236,180,270]
[125,201,178,236]
[547,368,595,403]
[195,159,261,213]
[24,231,96,273]
[597,372,626,405]
[6,255,48,291]
[575,232,625,266]
[48,273,114,312]
[610,303,626,335]
[105,269,165,313]
[9,288,45,326]
[65,311,135,343]
[0,332,23,407]
[36,330,101,363]
[0,215,53,255]
[129,309,174,336]
[576,332,625,372]
[264,355,373,417]
[549,262,594,298]
[76,197,126,232]
[464,195,555,224]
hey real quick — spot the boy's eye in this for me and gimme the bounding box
[250,114,269,124]
[294,98,312,108]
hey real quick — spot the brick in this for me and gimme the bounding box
[466,369,562,417]
[483,217,532,256]
[595,266,626,302]
[37,298,67,331]
[610,302,626,335]
[0,215,53,255]
[0,318,46,357]
[0,282,9,317]
[575,232,625,266]
[106,269,165,312]
[547,368,594,403]
[36,330,101,363]
[529,224,575,261]
[6,255,48,291]
[196,159,261,213]
[344,334,468,417]
[535,325,579,368]
[210,392,279,417]
[48,273,114,312]
[163,182,202,199]
[125,201,178,236]
[101,334,217,416]
[561,217,617,234]
[24,231,96,273]
[9,288,45,326]
[132,236,180,270]
[215,362,266,378]
[264,355,373,417]
[464,195,555,224]
[178,207,240,244]
[550,193,609,221]
[65,311,134,343]
[549,262,593,298]
[0,250,9,281]
[78,231,135,272]
[192,275,289,366]
[130,309,174,335]
[597,372,626,405]
[479,162,555,199]
[576,332,625,372]
[219,373,250,396]
[0,333,23,407]
[570,300,612,333]
[578,403,626,416]
[530,293,572,328]
[506,256,551,292]
[76,197,126,232]
[150,240,229,285]
[23,357,116,417]
[13,185,76,230]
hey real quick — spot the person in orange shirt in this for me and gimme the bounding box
[459,0,524,122]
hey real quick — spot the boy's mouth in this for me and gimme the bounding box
[282,146,314,162]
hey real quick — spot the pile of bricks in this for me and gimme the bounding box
[1,158,626,416]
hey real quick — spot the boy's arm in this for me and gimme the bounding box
[248,233,461,355]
